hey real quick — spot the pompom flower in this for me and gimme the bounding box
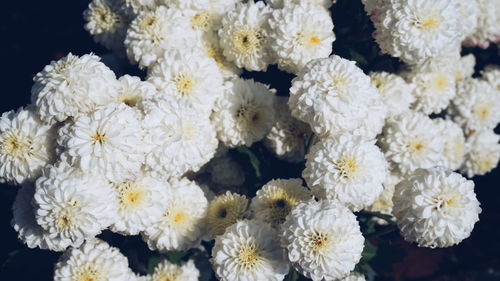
[31,53,119,123]
[116,75,156,107]
[142,178,208,251]
[54,239,131,281]
[463,0,500,48]
[212,220,289,281]
[57,102,145,182]
[206,191,249,238]
[268,3,335,74]
[0,107,56,185]
[218,1,274,71]
[393,168,481,248]
[250,178,312,227]
[211,78,276,147]
[369,72,415,118]
[281,200,364,280]
[149,259,200,281]
[140,97,218,179]
[434,118,466,171]
[303,134,388,211]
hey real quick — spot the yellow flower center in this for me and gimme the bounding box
[2,133,33,158]
[433,74,448,90]
[419,16,439,30]
[117,181,145,209]
[308,35,321,45]
[232,28,265,54]
[91,131,106,144]
[335,156,359,179]
[76,266,103,281]
[309,231,332,253]
[236,243,260,270]
[191,12,211,31]
[173,74,194,96]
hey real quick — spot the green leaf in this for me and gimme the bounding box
[164,251,189,264]
[361,240,377,263]
[348,49,369,67]
[146,256,162,274]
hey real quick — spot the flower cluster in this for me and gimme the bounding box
[2,0,499,280]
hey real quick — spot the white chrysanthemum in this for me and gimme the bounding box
[379,111,444,175]
[218,1,273,71]
[142,178,208,251]
[449,78,500,133]
[208,153,246,188]
[461,130,500,178]
[31,53,119,123]
[206,191,249,238]
[34,164,118,246]
[365,172,401,224]
[393,168,481,248]
[288,55,384,138]
[212,78,275,147]
[250,178,312,227]
[264,96,311,163]
[0,107,56,185]
[268,3,335,74]
[266,0,333,9]
[453,54,476,82]
[481,65,500,91]
[352,94,388,139]
[84,0,131,53]
[180,0,239,36]
[57,102,145,182]
[11,184,73,251]
[370,0,461,64]
[124,6,199,68]
[110,173,169,235]
[339,272,366,281]
[463,0,500,48]
[434,119,466,171]
[303,134,388,211]
[405,68,456,115]
[116,75,156,107]
[369,72,415,118]
[147,48,224,114]
[281,200,364,280]
[54,239,131,281]
[140,97,218,179]
[212,220,289,281]
[150,259,200,281]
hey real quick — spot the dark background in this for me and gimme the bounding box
[0,0,499,280]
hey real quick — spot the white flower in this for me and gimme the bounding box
[434,119,466,171]
[0,107,56,185]
[481,65,500,91]
[140,97,218,179]
[264,96,311,163]
[123,0,157,17]
[206,191,249,238]
[142,178,208,251]
[212,220,289,281]
[338,272,366,281]
[288,55,384,138]
[463,0,500,48]
[84,0,132,53]
[393,168,481,248]
[266,0,333,9]
[211,78,276,147]
[57,102,145,182]
[250,178,312,227]
[54,239,132,281]
[449,78,500,133]
[31,53,119,123]
[268,3,335,74]
[461,130,500,178]
[11,184,72,251]
[161,0,210,10]
[150,259,200,281]
[116,75,157,107]
[370,0,461,64]
[452,0,479,39]
[147,48,224,114]
[379,111,444,175]
[453,54,476,82]
[218,1,274,71]
[200,32,242,79]
[281,200,364,281]
[405,67,456,115]
[124,6,199,68]
[110,173,169,235]
[303,134,388,211]
[208,153,246,188]
[369,72,415,118]
[34,163,118,247]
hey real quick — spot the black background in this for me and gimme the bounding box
[0,0,499,280]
